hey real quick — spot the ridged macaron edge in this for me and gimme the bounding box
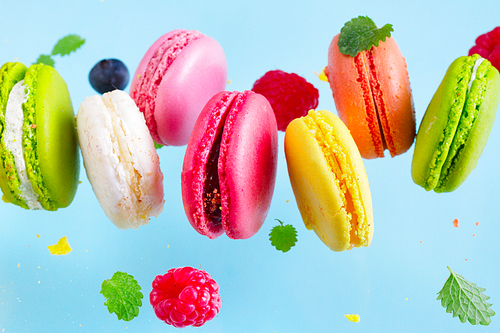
[437,58,500,192]
[181,91,237,239]
[285,109,373,251]
[411,55,500,192]
[130,30,203,144]
[0,62,29,208]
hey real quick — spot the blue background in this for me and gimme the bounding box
[1,0,499,332]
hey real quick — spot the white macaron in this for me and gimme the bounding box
[77,90,164,229]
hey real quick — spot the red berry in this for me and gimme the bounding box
[469,26,500,73]
[252,70,319,131]
[150,267,221,328]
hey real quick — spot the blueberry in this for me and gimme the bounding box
[88,59,130,94]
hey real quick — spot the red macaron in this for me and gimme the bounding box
[181,90,278,239]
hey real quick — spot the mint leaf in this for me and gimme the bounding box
[100,271,143,321]
[437,266,495,325]
[34,54,55,67]
[154,142,164,149]
[51,34,85,56]
[337,16,393,57]
[269,219,297,252]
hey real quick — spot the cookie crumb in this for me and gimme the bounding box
[453,218,459,227]
[344,314,360,322]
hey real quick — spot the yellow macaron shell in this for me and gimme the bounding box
[284,109,373,252]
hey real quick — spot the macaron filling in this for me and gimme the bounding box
[203,126,223,224]
[435,56,489,191]
[426,55,488,191]
[133,30,203,143]
[191,91,238,237]
[4,81,42,210]
[354,50,395,158]
[0,62,29,208]
[304,110,370,248]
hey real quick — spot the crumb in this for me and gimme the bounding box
[476,222,479,226]
[405,298,408,301]
[227,79,232,84]
[473,234,476,237]
[286,200,289,203]
[17,263,20,268]
[344,314,360,322]
[453,218,459,227]
[36,234,40,238]
[48,236,72,255]
[420,241,422,243]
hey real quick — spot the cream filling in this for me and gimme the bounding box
[468,57,485,93]
[5,81,43,210]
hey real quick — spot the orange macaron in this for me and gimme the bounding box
[324,17,416,159]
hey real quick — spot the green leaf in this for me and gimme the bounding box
[437,266,495,325]
[34,54,55,67]
[154,142,164,149]
[100,271,143,321]
[337,16,393,57]
[51,34,85,56]
[269,219,297,252]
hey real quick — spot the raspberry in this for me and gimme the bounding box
[469,26,500,73]
[150,267,221,328]
[252,70,319,131]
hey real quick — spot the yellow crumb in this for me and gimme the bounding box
[405,298,408,301]
[48,236,72,255]
[227,79,232,84]
[316,67,329,82]
[17,263,20,268]
[36,234,40,238]
[344,314,360,322]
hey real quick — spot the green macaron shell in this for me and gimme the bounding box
[0,63,79,210]
[0,62,29,208]
[27,64,80,210]
[411,55,500,192]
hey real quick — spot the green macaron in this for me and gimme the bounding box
[411,54,500,192]
[0,62,79,210]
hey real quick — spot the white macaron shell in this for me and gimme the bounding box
[77,90,164,229]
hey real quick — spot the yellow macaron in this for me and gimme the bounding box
[284,109,373,252]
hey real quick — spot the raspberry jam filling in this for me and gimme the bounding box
[354,52,384,157]
[203,131,222,225]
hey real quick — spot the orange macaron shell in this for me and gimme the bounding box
[325,34,415,159]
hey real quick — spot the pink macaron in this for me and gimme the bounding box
[181,90,278,239]
[130,30,228,146]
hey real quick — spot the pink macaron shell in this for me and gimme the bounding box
[181,91,238,239]
[154,35,228,146]
[219,91,278,239]
[130,29,184,100]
